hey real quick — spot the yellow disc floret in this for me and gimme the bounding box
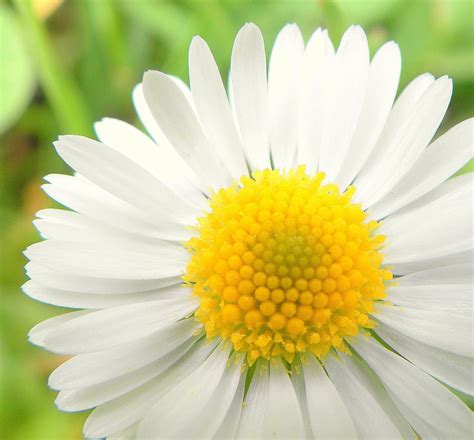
[184,167,391,365]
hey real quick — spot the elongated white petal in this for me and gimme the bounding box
[132,83,204,190]
[25,240,187,280]
[142,70,231,189]
[23,280,185,309]
[132,82,170,147]
[55,337,197,411]
[189,355,245,438]
[49,319,198,389]
[213,372,246,439]
[376,305,472,357]
[376,322,474,394]
[136,345,240,438]
[387,284,472,315]
[354,337,472,439]
[390,249,474,276]
[261,358,305,439]
[382,174,473,264]
[290,365,314,439]
[319,25,369,181]
[94,118,206,209]
[342,353,416,439]
[83,339,218,438]
[189,36,248,179]
[267,24,304,169]
[25,262,180,295]
[107,423,138,440]
[54,136,198,224]
[325,355,412,439]
[42,297,198,354]
[34,209,183,252]
[356,76,452,206]
[302,355,357,438]
[236,360,269,439]
[28,310,90,347]
[42,174,191,241]
[370,118,474,218]
[354,72,434,201]
[396,263,473,286]
[231,23,270,169]
[336,41,401,189]
[297,28,335,172]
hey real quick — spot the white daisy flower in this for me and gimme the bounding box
[24,23,473,439]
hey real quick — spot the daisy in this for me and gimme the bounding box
[24,23,473,439]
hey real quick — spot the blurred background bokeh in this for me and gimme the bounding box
[0,0,473,438]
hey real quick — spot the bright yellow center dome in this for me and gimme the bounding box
[184,167,392,364]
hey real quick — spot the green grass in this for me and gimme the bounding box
[1,0,473,438]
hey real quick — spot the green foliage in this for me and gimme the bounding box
[0,4,35,134]
[0,1,472,438]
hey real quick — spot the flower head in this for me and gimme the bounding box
[24,23,473,439]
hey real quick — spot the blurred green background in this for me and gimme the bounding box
[0,0,472,438]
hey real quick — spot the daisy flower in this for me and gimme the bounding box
[24,23,473,439]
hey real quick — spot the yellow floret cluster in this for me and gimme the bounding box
[184,167,392,365]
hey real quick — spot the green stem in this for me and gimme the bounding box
[13,0,92,135]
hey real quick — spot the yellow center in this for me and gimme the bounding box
[184,167,392,365]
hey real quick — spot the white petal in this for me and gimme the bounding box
[355,76,453,207]
[376,304,473,357]
[261,358,305,439]
[390,249,473,276]
[142,70,231,190]
[236,360,269,439]
[94,117,206,209]
[289,366,313,439]
[55,337,198,411]
[297,28,335,172]
[136,345,241,438]
[385,163,473,217]
[23,280,185,309]
[342,353,416,439]
[25,240,186,280]
[319,25,369,181]
[267,24,304,169]
[132,82,169,147]
[230,23,270,169]
[34,209,183,252]
[107,423,138,440]
[382,174,473,264]
[54,136,198,224]
[387,284,472,316]
[353,72,435,202]
[353,337,473,439]
[83,339,218,438]
[376,322,474,394]
[41,296,198,354]
[370,118,474,219]
[25,262,180,295]
[302,355,357,439]
[49,318,198,389]
[188,36,248,180]
[42,174,191,242]
[132,83,204,189]
[213,372,246,439]
[396,263,474,286]
[336,41,401,190]
[191,355,245,438]
[325,354,412,439]
[28,310,90,347]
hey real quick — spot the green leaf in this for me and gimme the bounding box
[0,4,36,134]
